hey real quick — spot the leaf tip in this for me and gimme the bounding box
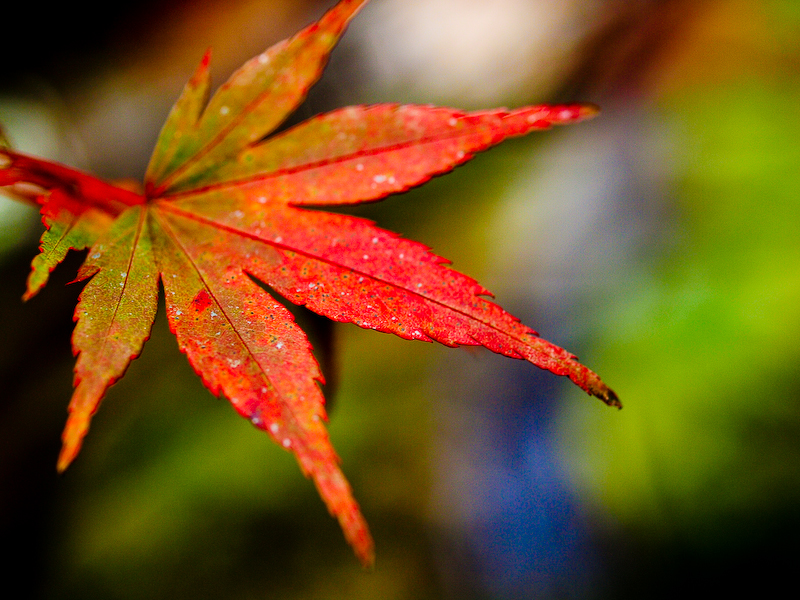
[56,444,78,474]
[576,103,600,121]
[595,384,621,409]
[0,125,11,149]
[548,103,599,125]
[350,524,375,569]
[201,47,212,68]
[359,548,376,571]
[56,393,98,473]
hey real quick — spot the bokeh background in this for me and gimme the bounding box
[2,0,799,598]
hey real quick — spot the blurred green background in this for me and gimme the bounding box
[2,0,799,598]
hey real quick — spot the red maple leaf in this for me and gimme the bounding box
[0,0,618,567]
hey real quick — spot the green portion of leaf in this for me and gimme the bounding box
[24,190,114,300]
[146,0,368,195]
[144,49,212,191]
[59,205,159,472]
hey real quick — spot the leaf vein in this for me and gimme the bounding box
[159,125,494,200]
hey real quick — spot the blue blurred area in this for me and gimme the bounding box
[433,351,598,599]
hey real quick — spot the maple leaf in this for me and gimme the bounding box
[0,0,619,567]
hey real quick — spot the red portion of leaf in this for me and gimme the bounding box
[162,104,598,206]
[150,207,373,564]
[158,192,616,405]
[0,149,144,300]
[0,148,142,216]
